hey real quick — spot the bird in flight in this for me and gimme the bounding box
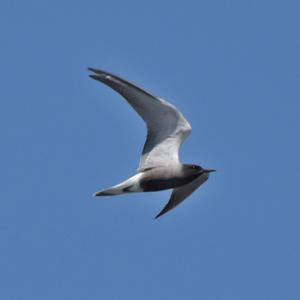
[89,68,215,218]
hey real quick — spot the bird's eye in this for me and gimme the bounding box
[192,165,199,169]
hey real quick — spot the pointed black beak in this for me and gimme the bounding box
[204,169,216,173]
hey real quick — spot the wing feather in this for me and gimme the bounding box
[88,68,191,171]
[155,173,209,219]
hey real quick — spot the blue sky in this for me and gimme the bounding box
[1,0,300,299]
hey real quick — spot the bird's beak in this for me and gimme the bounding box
[204,169,216,173]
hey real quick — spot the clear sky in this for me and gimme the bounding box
[1,0,300,299]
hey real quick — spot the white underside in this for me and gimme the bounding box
[93,172,144,196]
[110,173,144,193]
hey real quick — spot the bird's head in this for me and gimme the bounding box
[183,164,216,177]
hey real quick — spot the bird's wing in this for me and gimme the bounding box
[155,173,209,219]
[88,68,191,172]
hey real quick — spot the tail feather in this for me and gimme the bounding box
[93,173,143,197]
[93,187,124,196]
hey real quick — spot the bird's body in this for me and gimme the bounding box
[95,164,208,194]
[139,165,207,192]
[89,68,215,218]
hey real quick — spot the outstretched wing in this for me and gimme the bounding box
[155,173,209,219]
[88,68,191,172]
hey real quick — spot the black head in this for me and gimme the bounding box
[183,164,216,175]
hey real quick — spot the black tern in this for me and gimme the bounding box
[89,68,215,219]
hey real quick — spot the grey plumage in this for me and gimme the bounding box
[89,68,215,218]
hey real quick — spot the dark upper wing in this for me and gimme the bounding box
[155,173,209,219]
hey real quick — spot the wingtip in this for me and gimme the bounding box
[154,211,165,219]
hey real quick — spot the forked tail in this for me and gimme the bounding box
[93,186,125,196]
[93,173,143,197]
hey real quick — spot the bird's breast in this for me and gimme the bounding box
[140,167,196,192]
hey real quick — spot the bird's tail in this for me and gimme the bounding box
[93,173,143,197]
[93,186,125,196]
